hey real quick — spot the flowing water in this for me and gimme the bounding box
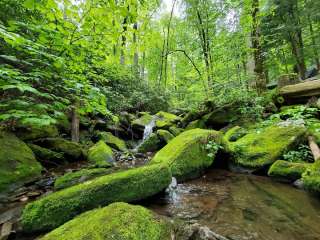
[133,116,157,151]
[145,169,320,240]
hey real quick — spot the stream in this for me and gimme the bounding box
[144,169,320,240]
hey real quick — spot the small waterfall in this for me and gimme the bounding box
[142,117,156,141]
[166,177,178,203]
[133,116,157,151]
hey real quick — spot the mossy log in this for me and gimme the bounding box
[279,79,320,101]
[21,164,171,232]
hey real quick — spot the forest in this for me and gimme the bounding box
[0,0,320,239]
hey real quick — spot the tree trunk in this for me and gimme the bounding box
[251,0,266,93]
[308,136,320,161]
[71,103,80,143]
[133,22,139,76]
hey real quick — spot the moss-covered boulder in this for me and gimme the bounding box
[203,104,239,128]
[180,110,203,127]
[21,164,171,232]
[35,138,84,160]
[0,132,43,193]
[54,168,113,190]
[97,131,127,151]
[157,130,174,143]
[132,112,153,132]
[185,119,207,130]
[302,161,320,193]
[150,129,223,181]
[16,124,59,141]
[268,160,309,181]
[226,124,306,170]
[28,144,64,164]
[88,141,114,168]
[41,202,172,240]
[155,111,180,130]
[168,126,183,136]
[138,133,162,153]
[224,126,247,142]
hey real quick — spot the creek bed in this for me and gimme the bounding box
[144,169,320,240]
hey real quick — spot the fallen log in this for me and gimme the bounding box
[279,79,320,102]
[308,136,320,161]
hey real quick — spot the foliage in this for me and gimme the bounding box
[204,140,224,158]
[283,144,314,163]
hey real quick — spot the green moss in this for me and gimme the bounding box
[88,141,114,168]
[150,128,223,181]
[227,124,306,170]
[132,113,153,130]
[157,130,174,143]
[268,160,309,181]
[28,144,64,163]
[168,126,183,136]
[22,164,171,232]
[54,168,113,190]
[35,138,84,160]
[185,119,206,130]
[0,132,43,193]
[302,161,320,193]
[97,131,127,151]
[138,133,162,153]
[41,202,172,240]
[16,124,59,141]
[155,111,180,130]
[224,126,247,142]
[180,110,202,127]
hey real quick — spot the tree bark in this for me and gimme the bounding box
[133,22,139,76]
[308,136,320,161]
[251,0,266,93]
[71,103,80,143]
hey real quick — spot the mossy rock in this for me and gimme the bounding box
[302,161,320,193]
[168,126,183,136]
[16,124,59,141]
[224,126,247,142]
[180,110,203,127]
[54,168,114,190]
[157,130,174,143]
[97,131,127,151]
[132,113,153,131]
[21,164,171,232]
[41,202,172,240]
[185,119,207,130]
[28,144,64,164]
[227,124,306,170]
[155,111,181,130]
[35,138,84,161]
[268,160,309,182]
[138,133,162,153]
[150,129,223,181]
[88,141,114,168]
[0,132,43,194]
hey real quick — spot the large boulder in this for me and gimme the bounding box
[96,131,127,151]
[21,164,172,232]
[155,111,181,130]
[131,112,153,133]
[88,141,114,168]
[137,133,163,153]
[54,168,113,190]
[0,132,43,194]
[34,138,84,161]
[15,124,59,141]
[149,129,223,181]
[157,129,174,144]
[268,160,309,182]
[28,144,64,164]
[41,202,172,240]
[302,161,320,193]
[226,124,306,170]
